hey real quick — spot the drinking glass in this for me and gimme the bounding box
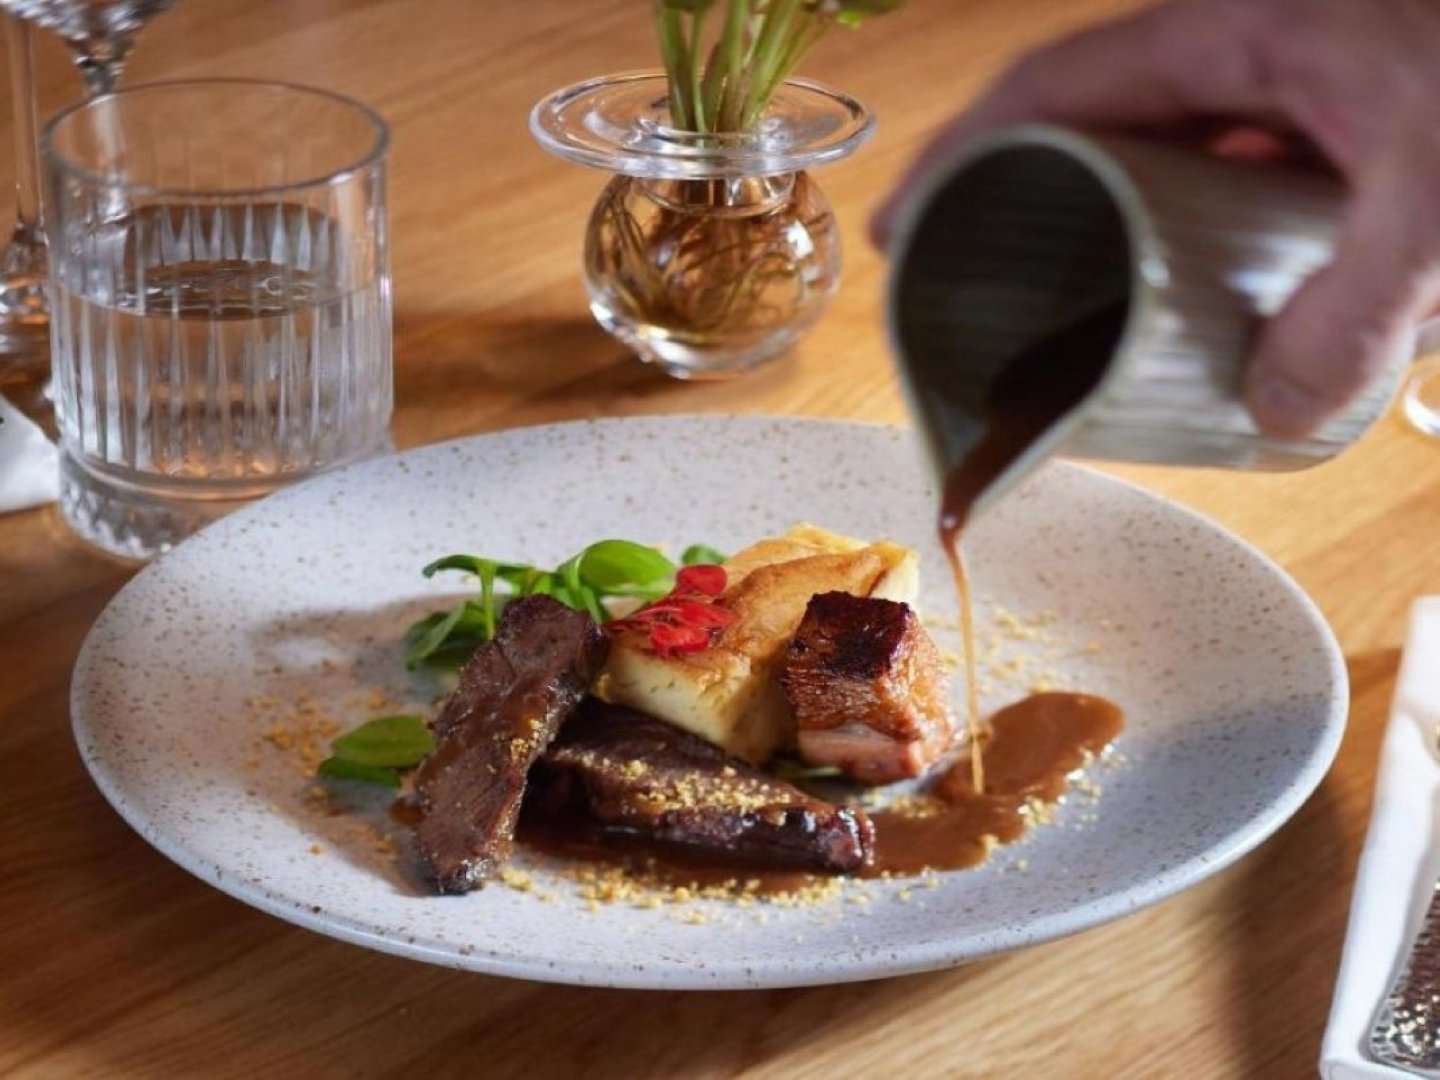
[41,79,393,560]
[0,1,174,375]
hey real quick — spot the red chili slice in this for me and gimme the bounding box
[676,564,727,598]
[649,622,711,656]
[657,599,736,629]
[606,563,734,657]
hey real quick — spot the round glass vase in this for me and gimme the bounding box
[531,72,873,380]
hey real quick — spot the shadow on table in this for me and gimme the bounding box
[388,307,808,441]
[393,964,999,1078]
[1220,646,1399,1077]
[1,821,997,1077]
[394,308,668,414]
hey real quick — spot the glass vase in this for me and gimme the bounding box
[532,71,873,379]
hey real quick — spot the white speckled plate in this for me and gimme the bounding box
[72,416,1346,989]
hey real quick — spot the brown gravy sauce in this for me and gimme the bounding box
[496,693,1122,890]
[494,692,1121,888]
[397,696,1122,891]
[389,797,423,828]
[866,691,1123,875]
[937,300,1127,793]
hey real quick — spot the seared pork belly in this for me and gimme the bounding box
[780,591,956,784]
[527,699,874,873]
[412,595,609,893]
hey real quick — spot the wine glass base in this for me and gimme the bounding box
[1402,358,1440,439]
[0,220,51,372]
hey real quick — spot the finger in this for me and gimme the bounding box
[1245,141,1440,438]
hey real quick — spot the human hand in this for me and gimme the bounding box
[872,0,1440,438]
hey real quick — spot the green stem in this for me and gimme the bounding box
[711,0,752,132]
[699,40,727,131]
[743,11,829,128]
[655,3,695,129]
[687,7,710,130]
[738,0,804,128]
[659,0,898,134]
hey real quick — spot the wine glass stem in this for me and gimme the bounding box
[6,15,41,233]
[71,37,133,98]
[0,11,49,361]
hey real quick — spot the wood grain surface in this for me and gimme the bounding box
[2,1,1434,1076]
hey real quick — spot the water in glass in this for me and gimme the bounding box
[53,203,390,498]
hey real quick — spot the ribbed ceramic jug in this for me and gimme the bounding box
[887,124,1411,522]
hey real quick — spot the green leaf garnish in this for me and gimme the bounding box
[327,714,434,767]
[403,537,721,669]
[404,599,495,670]
[404,603,467,669]
[575,539,677,594]
[328,714,429,766]
[317,714,434,789]
[681,544,727,566]
[318,758,403,788]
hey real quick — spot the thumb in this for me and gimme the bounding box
[1245,152,1440,439]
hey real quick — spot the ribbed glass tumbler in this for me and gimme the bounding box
[41,79,393,560]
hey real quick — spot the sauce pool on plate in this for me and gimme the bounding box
[866,692,1123,875]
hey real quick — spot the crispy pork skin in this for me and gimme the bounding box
[780,591,955,784]
[412,596,608,893]
[527,699,874,873]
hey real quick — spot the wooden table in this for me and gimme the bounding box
[2,1,1434,1075]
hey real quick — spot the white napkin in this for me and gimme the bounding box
[1322,597,1440,1078]
[0,392,57,513]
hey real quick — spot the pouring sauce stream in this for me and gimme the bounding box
[937,300,1128,793]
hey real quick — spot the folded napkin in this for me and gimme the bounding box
[0,392,58,514]
[1322,597,1440,1079]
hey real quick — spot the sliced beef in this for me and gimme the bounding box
[780,591,956,784]
[412,595,608,893]
[527,699,873,873]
